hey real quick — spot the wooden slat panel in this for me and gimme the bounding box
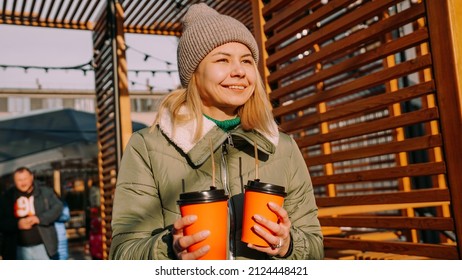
[296,107,439,147]
[97,104,115,123]
[99,129,116,145]
[312,162,446,185]
[261,0,292,17]
[316,189,450,207]
[266,0,402,52]
[101,137,116,153]
[279,80,434,127]
[272,52,431,103]
[102,164,117,177]
[69,0,84,22]
[306,134,442,166]
[324,237,459,259]
[99,112,115,129]
[318,202,450,217]
[260,0,459,260]
[319,216,455,231]
[264,0,330,36]
[268,26,429,92]
[266,0,412,66]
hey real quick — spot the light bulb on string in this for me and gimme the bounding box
[175,0,182,10]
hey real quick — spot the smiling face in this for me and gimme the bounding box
[195,42,257,120]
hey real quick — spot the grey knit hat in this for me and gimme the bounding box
[177,3,259,88]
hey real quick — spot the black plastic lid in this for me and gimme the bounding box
[177,187,229,205]
[244,180,287,197]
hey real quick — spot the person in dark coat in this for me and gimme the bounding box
[0,167,63,260]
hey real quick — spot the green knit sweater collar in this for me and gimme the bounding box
[204,114,241,132]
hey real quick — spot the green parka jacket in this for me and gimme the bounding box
[109,110,324,260]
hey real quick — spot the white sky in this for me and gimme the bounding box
[0,24,180,91]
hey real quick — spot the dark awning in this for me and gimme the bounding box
[0,108,146,175]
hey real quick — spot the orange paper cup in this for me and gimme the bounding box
[177,187,229,260]
[241,180,286,247]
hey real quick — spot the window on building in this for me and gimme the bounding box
[63,98,75,109]
[8,97,30,113]
[131,98,161,112]
[0,97,7,112]
[44,98,63,109]
[30,98,44,110]
[75,98,95,112]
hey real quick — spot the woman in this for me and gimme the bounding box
[109,3,323,260]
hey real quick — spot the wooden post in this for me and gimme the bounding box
[425,0,462,258]
[92,0,131,259]
[251,0,270,92]
[113,1,132,153]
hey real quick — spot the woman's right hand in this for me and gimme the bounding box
[172,215,210,260]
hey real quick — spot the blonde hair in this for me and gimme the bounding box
[154,64,276,142]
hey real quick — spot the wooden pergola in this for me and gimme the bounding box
[1,0,461,260]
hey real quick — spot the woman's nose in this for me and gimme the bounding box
[230,62,245,77]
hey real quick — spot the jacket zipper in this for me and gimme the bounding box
[221,133,235,259]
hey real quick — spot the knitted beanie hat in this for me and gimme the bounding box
[177,3,259,88]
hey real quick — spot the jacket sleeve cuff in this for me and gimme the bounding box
[152,225,176,260]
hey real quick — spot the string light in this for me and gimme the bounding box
[1,45,179,90]
[125,44,175,67]
[0,61,93,74]
[128,79,174,92]
[0,62,177,75]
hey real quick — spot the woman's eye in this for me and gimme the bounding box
[216,58,228,63]
[242,59,253,64]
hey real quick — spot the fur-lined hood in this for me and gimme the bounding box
[157,107,280,166]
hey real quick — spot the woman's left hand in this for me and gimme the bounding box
[247,202,291,257]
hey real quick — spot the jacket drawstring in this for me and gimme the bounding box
[221,133,236,259]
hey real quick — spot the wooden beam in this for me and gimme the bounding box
[306,134,442,166]
[296,107,438,148]
[280,81,434,129]
[114,1,132,152]
[312,161,445,185]
[318,201,449,217]
[425,0,462,259]
[316,188,450,207]
[319,216,455,231]
[324,237,458,259]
